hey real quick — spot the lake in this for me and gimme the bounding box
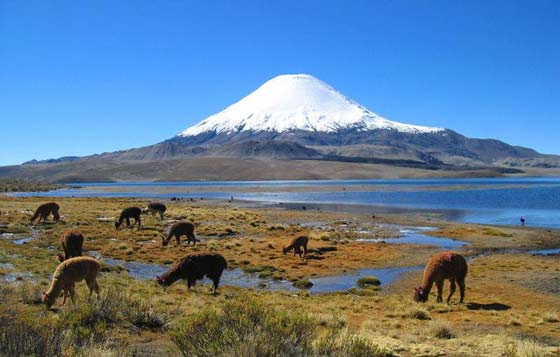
[12,177,560,228]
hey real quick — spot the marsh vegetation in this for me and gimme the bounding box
[0,196,559,356]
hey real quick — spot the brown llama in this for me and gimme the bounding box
[42,256,100,308]
[282,235,309,259]
[115,207,142,229]
[162,221,196,246]
[413,251,468,304]
[30,202,60,224]
[156,253,227,295]
[56,229,84,263]
[143,202,167,220]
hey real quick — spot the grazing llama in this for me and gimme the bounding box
[30,202,60,223]
[42,256,100,308]
[115,207,142,229]
[413,251,468,304]
[162,222,196,246]
[156,253,227,295]
[282,235,309,259]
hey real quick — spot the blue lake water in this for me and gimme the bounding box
[357,227,467,250]
[12,177,560,228]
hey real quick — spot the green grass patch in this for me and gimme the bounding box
[357,276,381,288]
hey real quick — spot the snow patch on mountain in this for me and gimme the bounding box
[179,74,444,137]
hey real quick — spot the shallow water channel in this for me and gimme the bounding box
[0,229,41,245]
[88,226,470,293]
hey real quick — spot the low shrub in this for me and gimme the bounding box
[171,299,316,356]
[16,281,43,305]
[0,311,65,357]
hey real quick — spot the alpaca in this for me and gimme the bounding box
[413,251,468,304]
[30,202,60,224]
[144,202,167,220]
[162,222,196,246]
[115,207,142,229]
[42,256,100,308]
[156,253,227,295]
[57,229,84,262]
[282,235,309,259]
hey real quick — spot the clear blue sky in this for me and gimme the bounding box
[1,0,559,165]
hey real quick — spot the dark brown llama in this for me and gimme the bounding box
[30,202,60,224]
[156,253,227,295]
[115,207,142,229]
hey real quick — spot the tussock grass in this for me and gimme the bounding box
[426,321,456,339]
[508,317,522,326]
[315,330,395,357]
[482,227,513,237]
[502,335,554,357]
[404,306,431,320]
[539,312,559,323]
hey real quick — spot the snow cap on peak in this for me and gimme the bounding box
[179,74,444,136]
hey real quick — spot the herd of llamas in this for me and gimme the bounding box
[29,201,468,309]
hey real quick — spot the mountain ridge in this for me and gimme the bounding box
[4,73,559,182]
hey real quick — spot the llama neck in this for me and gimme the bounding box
[46,278,63,305]
[421,275,434,296]
[161,267,181,286]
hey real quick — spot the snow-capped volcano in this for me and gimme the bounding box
[179,74,443,137]
[6,73,551,182]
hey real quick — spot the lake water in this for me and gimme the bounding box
[12,177,560,228]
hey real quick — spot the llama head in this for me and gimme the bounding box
[161,236,169,246]
[41,291,53,308]
[282,246,289,254]
[413,287,428,302]
[114,221,121,229]
[155,275,168,287]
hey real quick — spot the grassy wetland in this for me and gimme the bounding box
[1,195,559,356]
